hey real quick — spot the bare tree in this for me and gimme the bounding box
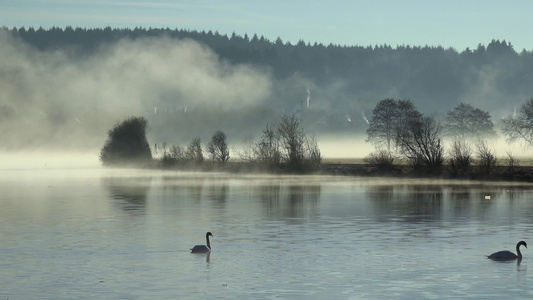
[255,123,281,166]
[475,141,497,176]
[233,115,321,171]
[444,103,496,139]
[501,98,533,147]
[207,131,230,163]
[366,98,421,152]
[277,114,306,169]
[366,99,397,152]
[185,137,204,163]
[504,151,520,175]
[447,139,472,176]
[160,143,185,167]
[305,134,322,170]
[233,135,256,162]
[397,115,444,173]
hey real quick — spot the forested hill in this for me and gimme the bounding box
[7,26,533,116]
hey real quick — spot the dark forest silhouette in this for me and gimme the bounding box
[5,26,532,116]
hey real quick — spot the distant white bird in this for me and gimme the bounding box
[345,114,352,122]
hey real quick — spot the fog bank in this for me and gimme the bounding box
[1,29,532,164]
[0,31,272,151]
[0,152,100,170]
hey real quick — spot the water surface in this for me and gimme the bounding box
[1,168,533,299]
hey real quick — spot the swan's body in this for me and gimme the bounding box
[191,232,213,253]
[488,241,527,261]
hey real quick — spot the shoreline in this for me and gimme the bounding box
[146,159,533,183]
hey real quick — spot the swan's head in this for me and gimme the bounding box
[518,241,527,248]
[206,232,213,237]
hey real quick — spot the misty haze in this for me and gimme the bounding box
[2,28,533,165]
[3,26,533,299]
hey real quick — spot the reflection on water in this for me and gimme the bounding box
[258,183,321,222]
[206,180,229,206]
[102,176,151,212]
[2,170,533,299]
[366,184,444,223]
[364,183,533,225]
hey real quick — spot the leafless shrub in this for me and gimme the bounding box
[233,136,256,162]
[447,140,472,177]
[233,116,321,172]
[475,141,497,176]
[364,148,395,172]
[185,137,204,163]
[277,115,306,169]
[255,123,281,168]
[161,144,185,167]
[504,151,520,174]
[305,134,322,170]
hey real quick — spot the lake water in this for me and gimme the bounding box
[2,168,533,299]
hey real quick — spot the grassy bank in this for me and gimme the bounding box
[146,157,533,182]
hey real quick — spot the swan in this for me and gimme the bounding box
[191,232,213,253]
[488,241,527,261]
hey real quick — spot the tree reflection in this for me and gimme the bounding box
[447,185,502,218]
[447,186,472,216]
[365,185,394,222]
[159,175,206,201]
[366,184,444,223]
[102,176,151,213]
[206,180,229,207]
[258,183,320,223]
[258,184,282,218]
[404,185,443,223]
[364,183,527,224]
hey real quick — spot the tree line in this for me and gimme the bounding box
[100,96,533,179]
[100,114,321,173]
[5,26,533,114]
[364,98,533,179]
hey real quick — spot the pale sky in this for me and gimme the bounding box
[2,0,533,51]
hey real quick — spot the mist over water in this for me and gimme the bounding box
[0,151,100,169]
[3,26,533,299]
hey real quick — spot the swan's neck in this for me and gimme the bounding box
[517,244,523,258]
[206,235,211,250]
